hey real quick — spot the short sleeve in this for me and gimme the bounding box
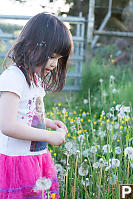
[0,66,25,98]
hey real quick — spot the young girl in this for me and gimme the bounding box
[0,12,73,199]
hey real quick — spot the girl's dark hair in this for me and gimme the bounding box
[3,13,73,93]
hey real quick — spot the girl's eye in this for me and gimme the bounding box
[48,56,55,59]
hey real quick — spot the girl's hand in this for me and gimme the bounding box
[47,128,66,146]
[45,118,68,134]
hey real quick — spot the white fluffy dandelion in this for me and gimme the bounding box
[34,177,52,192]
[124,147,133,159]
[109,158,120,169]
[102,144,112,154]
[115,147,122,155]
[83,99,88,104]
[78,165,89,176]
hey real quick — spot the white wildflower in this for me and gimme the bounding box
[90,146,97,154]
[62,108,67,114]
[78,135,85,143]
[109,158,120,169]
[99,79,103,83]
[82,149,89,157]
[115,147,122,154]
[114,123,119,130]
[82,112,86,117]
[112,88,117,93]
[102,144,112,154]
[124,147,133,159]
[93,162,101,169]
[101,110,105,116]
[34,177,52,192]
[78,166,89,176]
[83,99,88,104]
[65,141,73,151]
[115,104,121,111]
[110,75,115,80]
[55,164,63,174]
[103,91,108,97]
[97,130,105,138]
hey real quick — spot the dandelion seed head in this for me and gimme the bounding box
[34,177,52,191]
[115,146,122,154]
[124,147,133,159]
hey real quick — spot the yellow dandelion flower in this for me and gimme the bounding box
[106,119,110,123]
[67,133,70,137]
[88,119,91,123]
[111,59,115,63]
[100,122,103,126]
[104,116,106,119]
[100,114,103,118]
[54,153,57,157]
[113,101,116,104]
[70,119,73,122]
[128,125,131,129]
[65,112,68,117]
[96,144,98,147]
[122,121,125,124]
[126,118,130,122]
[74,111,76,114]
[120,126,123,130]
[50,150,53,153]
[75,117,77,120]
[68,117,71,121]
[84,130,87,132]
[58,103,61,107]
[51,193,56,199]
[87,112,89,115]
[117,139,120,142]
[52,107,56,111]
[73,136,76,140]
[94,121,97,125]
[80,118,83,122]
[112,121,115,125]
[94,114,97,118]
[79,114,81,116]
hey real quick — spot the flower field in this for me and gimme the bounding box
[44,77,133,199]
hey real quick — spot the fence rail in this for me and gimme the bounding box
[0,14,85,91]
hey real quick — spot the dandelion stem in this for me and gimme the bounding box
[65,152,69,199]
[73,155,78,199]
[42,190,44,199]
[127,160,130,183]
[85,175,87,199]
[98,167,102,199]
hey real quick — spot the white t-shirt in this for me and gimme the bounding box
[0,65,47,156]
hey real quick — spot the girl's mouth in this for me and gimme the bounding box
[45,69,51,73]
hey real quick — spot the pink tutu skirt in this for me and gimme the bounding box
[0,148,60,199]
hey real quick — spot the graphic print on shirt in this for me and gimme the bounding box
[30,96,47,152]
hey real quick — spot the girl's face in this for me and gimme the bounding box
[35,53,62,75]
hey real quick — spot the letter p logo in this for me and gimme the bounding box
[120,184,133,199]
[122,186,131,198]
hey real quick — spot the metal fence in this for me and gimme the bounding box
[0,14,85,91]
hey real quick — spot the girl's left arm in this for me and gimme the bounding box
[45,118,68,133]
